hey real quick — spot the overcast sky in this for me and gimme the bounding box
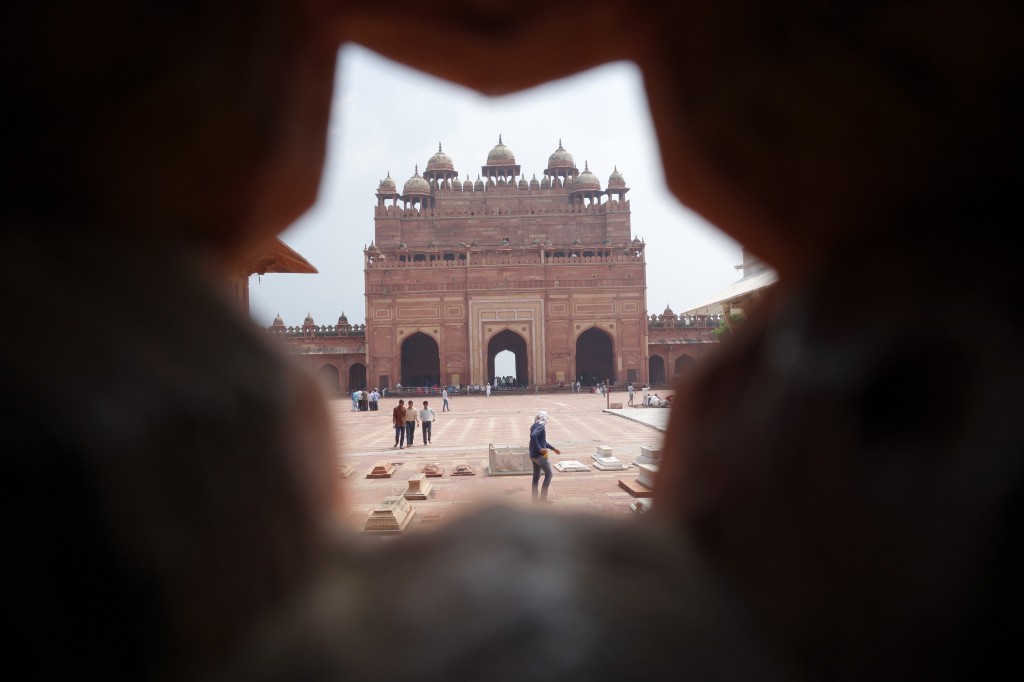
[248,44,743,330]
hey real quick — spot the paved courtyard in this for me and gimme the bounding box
[329,390,674,532]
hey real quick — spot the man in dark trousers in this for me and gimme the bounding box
[392,399,406,449]
[529,411,561,503]
[404,399,418,447]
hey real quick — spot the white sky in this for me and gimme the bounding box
[248,44,743,331]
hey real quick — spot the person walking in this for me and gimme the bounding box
[529,411,561,504]
[392,399,406,449]
[351,389,359,412]
[627,382,635,406]
[441,388,449,412]
[641,384,649,408]
[419,400,435,445]
[485,383,491,397]
[404,399,418,446]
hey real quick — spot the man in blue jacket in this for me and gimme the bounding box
[529,411,561,503]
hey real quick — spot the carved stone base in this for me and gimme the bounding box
[635,445,661,468]
[636,462,658,489]
[338,463,355,478]
[362,496,415,533]
[593,457,626,471]
[451,462,476,476]
[554,459,590,472]
[423,462,444,477]
[592,445,614,460]
[366,460,398,479]
[403,473,433,500]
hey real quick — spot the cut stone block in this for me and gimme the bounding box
[618,478,654,498]
[635,445,662,468]
[636,462,658,489]
[403,473,433,500]
[554,459,590,472]
[423,462,445,477]
[451,462,476,476]
[338,463,355,478]
[487,443,532,475]
[609,402,623,409]
[366,460,397,479]
[362,496,415,533]
[593,456,626,471]
[592,445,614,460]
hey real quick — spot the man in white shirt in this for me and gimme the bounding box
[419,400,436,444]
[441,388,449,412]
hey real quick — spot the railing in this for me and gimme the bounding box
[365,278,642,294]
[365,253,644,269]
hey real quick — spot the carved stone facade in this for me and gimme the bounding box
[264,140,734,394]
[363,138,651,390]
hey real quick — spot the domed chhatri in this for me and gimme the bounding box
[425,143,454,173]
[271,313,285,328]
[607,166,627,189]
[402,165,430,195]
[303,312,315,326]
[486,134,516,165]
[378,171,397,193]
[574,161,601,190]
[547,139,575,169]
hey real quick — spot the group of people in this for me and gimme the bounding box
[391,398,436,448]
[350,388,381,411]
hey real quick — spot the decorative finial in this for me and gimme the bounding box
[498,134,503,145]
[414,164,419,175]
[438,142,442,152]
[584,160,590,172]
[558,138,563,148]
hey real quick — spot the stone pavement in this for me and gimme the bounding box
[329,390,675,533]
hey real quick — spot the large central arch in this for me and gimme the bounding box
[575,327,614,385]
[400,332,440,387]
[487,329,528,386]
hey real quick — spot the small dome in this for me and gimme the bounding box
[402,165,430,195]
[529,173,540,189]
[461,174,473,191]
[540,175,551,188]
[337,312,350,327]
[303,312,314,325]
[486,135,516,165]
[474,174,484,191]
[607,165,627,188]
[271,313,285,328]
[518,174,529,189]
[378,172,397,193]
[425,143,454,173]
[574,161,601,190]
[663,304,675,317]
[547,139,575,169]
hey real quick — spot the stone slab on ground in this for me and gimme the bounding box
[618,478,654,498]
[423,462,444,477]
